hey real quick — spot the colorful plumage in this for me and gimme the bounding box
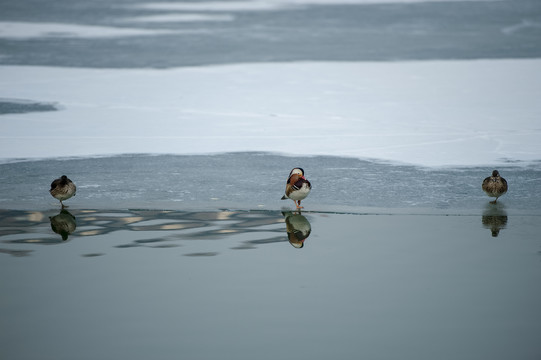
[281,168,311,209]
[283,211,311,248]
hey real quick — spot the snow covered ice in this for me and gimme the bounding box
[1,59,540,167]
[1,0,540,166]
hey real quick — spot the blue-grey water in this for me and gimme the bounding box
[2,1,541,359]
[2,208,541,360]
[1,0,540,68]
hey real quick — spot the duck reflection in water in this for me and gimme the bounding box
[282,211,311,248]
[50,209,77,241]
[482,203,508,237]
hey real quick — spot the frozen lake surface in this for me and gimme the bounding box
[1,59,540,167]
[1,153,540,214]
[1,0,541,358]
[1,0,540,166]
[1,0,540,67]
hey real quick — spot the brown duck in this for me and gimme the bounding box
[50,175,76,208]
[482,170,507,204]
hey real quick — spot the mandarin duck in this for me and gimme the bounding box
[281,167,311,209]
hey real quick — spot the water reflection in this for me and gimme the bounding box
[0,209,310,256]
[0,248,33,257]
[482,204,508,237]
[282,211,311,248]
[49,209,77,241]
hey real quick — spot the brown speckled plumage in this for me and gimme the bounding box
[49,209,77,241]
[50,175,76,208]
[482,170,507,204]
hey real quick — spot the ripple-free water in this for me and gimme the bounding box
[1,208,540,360]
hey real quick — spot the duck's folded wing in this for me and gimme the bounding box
[293,178,311,190]
[50,179,59,191]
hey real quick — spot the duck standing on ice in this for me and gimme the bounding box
[281,168,311,209]
[482,170,507,204]
[50,175,76,208]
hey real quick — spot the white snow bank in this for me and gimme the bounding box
[0,21,192,40]
[134,0,501,12]
[0,59,540,167]
[127,0,502,23]
[119,13,235,23]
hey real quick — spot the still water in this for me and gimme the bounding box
[1,208,540,360]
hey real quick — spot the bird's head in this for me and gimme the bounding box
[289,167,305,178]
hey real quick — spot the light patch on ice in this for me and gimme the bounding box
[502,20,541,35]
[119,13,236,23]
[134,0,502,12]
[276,0,503,4]
[134,1,289,11]
[0,21,189,40]
[0,59,540,167]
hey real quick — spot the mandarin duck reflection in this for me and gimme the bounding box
[482,170,507,204]
[50,175,76,208]
[282,211,311,248]
[281,168,311,209]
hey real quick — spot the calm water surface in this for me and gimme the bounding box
[1,208,540,360]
